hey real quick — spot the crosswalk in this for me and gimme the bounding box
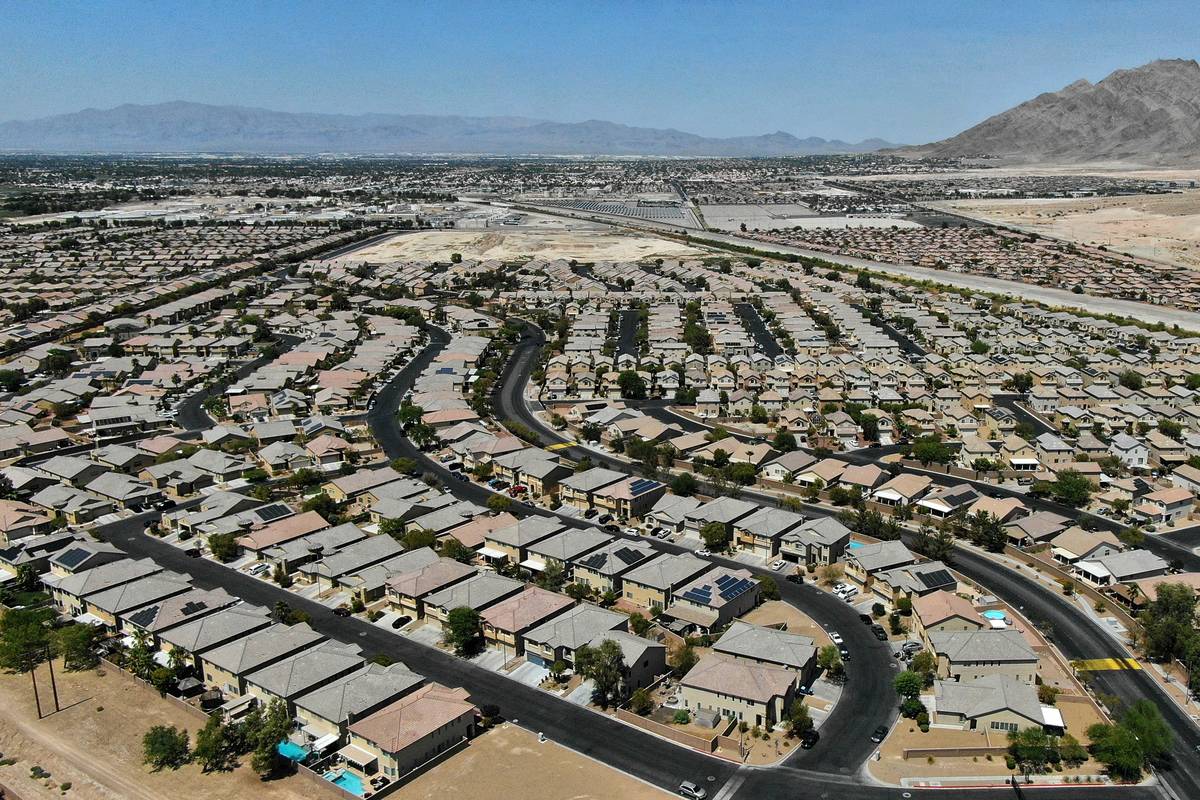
[1070,657,1141,671]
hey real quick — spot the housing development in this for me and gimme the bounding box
[0,150,1196,800]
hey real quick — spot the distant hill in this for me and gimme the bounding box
[0,101,896,157]
[898,58,1200,164]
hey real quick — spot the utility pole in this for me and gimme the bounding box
[45,646,60,714]
[30,659,42,719]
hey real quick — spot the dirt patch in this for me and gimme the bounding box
[340,230,706,263]
[396,723,669,799]
[0,660,309,800]
[941,191,1200,270]
[740,600,832,647]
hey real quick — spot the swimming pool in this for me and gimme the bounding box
[276,740,309,761]
[848,541,864,550]
[324,769,365,797]
[981,610,1007,621]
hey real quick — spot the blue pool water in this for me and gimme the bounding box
[982,610,1007,620]
[848,541,864,550]
[324,769,366,797]
[276,740,309,761]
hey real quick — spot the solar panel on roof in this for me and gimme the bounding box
[127,606,158,627]
[629,478,660,496]
[681,587,713,604]
[180,601,209,615]
[56,548,90,568]
[917,569,954,589]
[718,579,755,601]
[254,503,291,522]
[714,573,738,590]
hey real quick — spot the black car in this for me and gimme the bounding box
[870,725,888,743]
[184,547,202,558]
[333,606,352,617]
[785,573,802,584]
[799,730,819,749]
[871,625,888,641]
[858,613,872,625]
[583,508,599,519]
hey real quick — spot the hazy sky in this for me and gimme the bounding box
[2,0,1198,143]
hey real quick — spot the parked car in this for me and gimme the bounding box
[333,606,352,617]
[768,559,785,571]
[696,548,712,558]
[828,631,843,645]
[800,730,820,749]
[624,528,641,537]
[597,514,613,525]
[184,547,202,558]
[870,725,889,744]
[391,616,412,629]
[871,624,888,641]
[656,529,671,539]
[678,781,707,800]
[583,508,599,519]
[786,573,802,584]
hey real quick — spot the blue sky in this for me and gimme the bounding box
[2,0,1198,143]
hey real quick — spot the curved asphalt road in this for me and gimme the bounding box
[481,321,1164,799]
[93,317,1165,800]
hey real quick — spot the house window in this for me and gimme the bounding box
[990,721,1018,733]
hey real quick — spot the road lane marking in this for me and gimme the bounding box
[1071,658,1141,671]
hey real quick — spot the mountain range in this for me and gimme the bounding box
[898,58,1200,164]
[0,102,894,157]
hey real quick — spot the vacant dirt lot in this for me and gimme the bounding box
[342,230,706,263]
[940,191,1200,269]
[0,659,309,800]
[397,723,669,799]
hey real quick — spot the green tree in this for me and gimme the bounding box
[142,725,190,771]
[1008,727,1055,774]
[443,607,483,656]
[52,624,99,671]
[1139,583,1197,662]
[671,643,699,675]
[1051,469,1093,507]
[439,537,475,563]
[616,370,647,400]
[575,639,628,707]
[535,561,566,592]
[786,699,813,735]
[893,670,923,699]
[192,713,232,773]
[910,435,952,465]
[0,606,54,673]
[126,630,156,680]
[487,494,513,514]
[670,472,698,496]
[629,687,653,715]
[699,521,730,551]
[756,575,780,601]
[817,644,843,677]
[1087,700,1172,781]
[911,524,955,562]
[207,533,239,563]
[1118,370,1144,391]
[400,528,437,551]
[772,431,797,452]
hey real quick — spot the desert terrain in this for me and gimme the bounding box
[939,190,1200,269]
[339,229,707,263]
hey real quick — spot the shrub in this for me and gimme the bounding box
[672,709,691,725]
